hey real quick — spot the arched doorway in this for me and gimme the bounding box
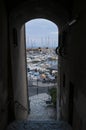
[8,0,70,123]
[25,18,58,120]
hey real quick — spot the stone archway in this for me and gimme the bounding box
[25,18,59,120]
[8,0,70,121]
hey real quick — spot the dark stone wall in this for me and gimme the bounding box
[59,0,86,129]
[0,1,8,130]
[9,23,29,120]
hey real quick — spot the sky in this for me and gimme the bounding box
[25,18,58,48]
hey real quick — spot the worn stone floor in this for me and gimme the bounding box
[28,93,57,121]
[6,93,72,130]
[6,120,72,130]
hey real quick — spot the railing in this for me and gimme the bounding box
[14,100,28,112]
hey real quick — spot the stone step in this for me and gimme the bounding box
[6,120,72,130]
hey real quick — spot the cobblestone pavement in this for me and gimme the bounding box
[6,120,72,130]
[6,93,72,130]
[28,93,57,121]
